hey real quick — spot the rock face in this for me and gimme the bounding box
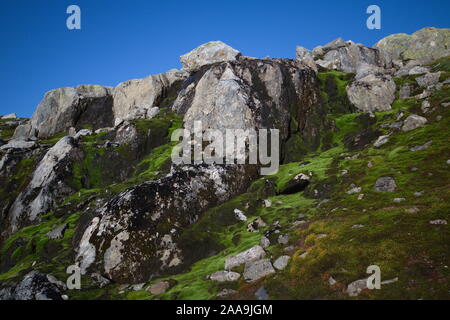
[376,27,450,63]
[14,85,114,139]
[7,136,82,234]
[180,41,241,72]
[113,69,187,120]
[346,74,396,112]
[76,164,258,283]
[0,271,64,300]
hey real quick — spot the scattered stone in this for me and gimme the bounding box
[209,271,241,282]
[225,245,266,270]
[255,287,269,300]
[299,252,309,259]
[217,289,237,298]
[408,66,429,75]
[393,198,406,203]
[260,236,270,249]
[234,209,247,222]
[132,283,145,291]
[399,84,411,100]
[46,223,68,240]
[410,141,432,152]
[347,187,362,195]
[421,100,431,113]
[411,167,419,172]
[0,139,37,151]
[284,246,294,253]
[346,278,368,297]
[61,295,69,300]
[147,281,170,295]
[316,234,328,239]
[374,177,397,192]
[402,114,428,132]
[405,207,420,214]
[414,191,424,197]
[340,170,348,175]
[436,115,442,121]
[351,224,364,229]
[247,217,267,232]
[357,194,365,200]
[292,220,307,227]
[416,72,441,87]
[328,276,337,286]
[263,199,272,207]
[367,161,373,168]
[277,235,289,245]
[243,259,276,282]
[91,273,110,288]
[273,256,290,270]
[429,219,447,225]
[373,135,390,147]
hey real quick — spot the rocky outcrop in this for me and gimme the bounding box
[376,27,450,63]
[0,271,64,300]
[7,136,83,233]
[180,41,241,72]
[14,85,114,139]
[76,164,258,283]
[346,74,396,112]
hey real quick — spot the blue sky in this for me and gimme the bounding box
[0,0,449,117]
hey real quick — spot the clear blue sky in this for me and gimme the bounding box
[0,0,449,118]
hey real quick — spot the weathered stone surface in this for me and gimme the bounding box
[402,114,428,132]
[0,139,38,151]
[209,271,241,282]
[260,236,270,248]
[373,135,390,148]
[2,113,17,119]
[180,41,241,72]
[14,85,114,139]
[243,259,275,282]
[416,72,441,88]
[7,136,83,233]
[273,255,290,270]
[376,27,450,63]
[410,141,432,152]
[346,74,396,112]
[346,278,368,297]
[0,271,63,300]
[76,164,257,283]
[374,177,397,192]
[113,69,187,120]
[234,209,247,222]
[46,223,68,240]
[225,245,266,270]
[147,281,170,295]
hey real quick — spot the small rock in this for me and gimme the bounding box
[132,283,145,291]
[351,224,364,229]
[429,219,447,225]
[234,209,247,222]
[416,72,441,87]
[347,187,362,195]
[402,114,428,132]
[225,245,266,270]
[367,161,373,168]
[217,289,237,298]
[405,207,420,214]
[277,235,289,245]
[209,271,241,282]
[373,135,390,147]
[273,256,290,270]
[421,100,431,113]
[2,113,17,119]
[374,177,397,192]
[414,191,424,197]
[255,287,269,300]
[357,194,365,200]
[260,236,270,248]
[299,252,309,259]
[381,277,398,285]
[328,276,337,286]
[316,234,328,239]
[46,223,68,240]
[436,115,442,121]
[393,198,406,203]
[340,170,348,175]
[411,167,418,172]
[263,199,272,207]
[292,220,307,227]
[346,278,368,297]
[91,273,110,288]
[247,217,267,232]
[408,66,429,75]
[147,281,170,295]
[61,295,69,300]
[284,246,294,253]
[410,141,432,152]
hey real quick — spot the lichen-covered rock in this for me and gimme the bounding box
[209,270,241,282]
[402,114,428,132]
[225,245,266,270]
[374,177,397,192]
[180,41,241,72]
[273,255,290,270]
[376,27,450,63]
[7,136,83,233]
[243,259,275,282]
[76,164,258,283]
[416,72,442,88]
[346,74,396,112]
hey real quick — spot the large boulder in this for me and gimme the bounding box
[13,85,113,139]
[376,27,450,63]
[346,74,396,112]
[112,69,187,121]
[180,41,241,72]
[0,271,64,300]
[76,164,258,283]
